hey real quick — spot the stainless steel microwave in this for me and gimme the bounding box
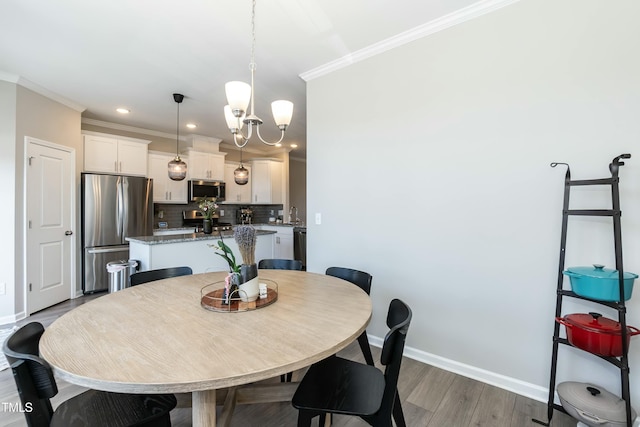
[188,180,225,202]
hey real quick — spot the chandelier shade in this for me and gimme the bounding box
[224,105,245,131]
[225,81,251,114]
[271,100,294,128]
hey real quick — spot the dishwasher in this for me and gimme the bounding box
[293,227,307,270]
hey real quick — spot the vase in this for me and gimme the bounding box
[240,263,258,282]
[238,263,259,302]
[238,277,259,302]
[203,219,212,234]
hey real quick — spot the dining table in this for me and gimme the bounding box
[39,269,372,427]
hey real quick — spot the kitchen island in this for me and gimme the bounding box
[127,230,276,273]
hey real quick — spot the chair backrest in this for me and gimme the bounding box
[2,322,57,427]
[258,259,303,270]
[379,299,412,418]
[325,267,372,295]
[130,266,193,286]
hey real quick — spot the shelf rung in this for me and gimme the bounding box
[557,338,625,368]
[565,209,617,216]
[569,178,616,186]
[557,290,624,310]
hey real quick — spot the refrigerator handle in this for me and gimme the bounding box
[87,246,129,254]
[116,176,124,238]
[121,176,129,237]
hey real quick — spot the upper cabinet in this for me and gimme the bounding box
[148,152,188,204]
[251,159,283,204]
[186,150,226,181]
[83,132,150,176]
[224,163,252,203]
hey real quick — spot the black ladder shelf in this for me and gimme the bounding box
[534,153,634,427]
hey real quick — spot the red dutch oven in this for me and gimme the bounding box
[556,312,640,357]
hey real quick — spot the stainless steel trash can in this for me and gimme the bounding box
[293,227,306,270]
[106,260,138,293]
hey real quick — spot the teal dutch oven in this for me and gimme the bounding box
[563,264,638,302]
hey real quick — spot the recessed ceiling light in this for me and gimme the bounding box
[186,123,197,129]
[290,144,298,148]
[275,143,282,147]
[116,108,130,114]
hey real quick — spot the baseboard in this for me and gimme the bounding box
[367,334,547,403]
[368,334,640,425]
[0,310,26,326]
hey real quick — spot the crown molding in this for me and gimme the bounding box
[82,118,301,157]
[82,118,187,140]
[0,72,86,112]
[0,71,19,83]
[219,141,296,157]
[84,118,230,145]
[300,0,521,82]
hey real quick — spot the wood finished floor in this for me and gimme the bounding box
[0,295,577,427]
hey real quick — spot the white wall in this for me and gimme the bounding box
[0,81,18,319]
[306,0,640,408]
[0,81,82,323]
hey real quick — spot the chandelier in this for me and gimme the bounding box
[224,0,293,148]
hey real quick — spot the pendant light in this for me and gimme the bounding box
[168,93,187,181]
[234,147,249,185]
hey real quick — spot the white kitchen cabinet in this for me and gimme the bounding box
[251,159,283,204]
[148,152,188,204]
[256,225,293,259]
[224,163,252,203]
[83,132,149,176]
[187,151,226,181]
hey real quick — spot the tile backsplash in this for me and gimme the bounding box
[154,202,283,229]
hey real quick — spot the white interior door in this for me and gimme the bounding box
[26,138,74,314]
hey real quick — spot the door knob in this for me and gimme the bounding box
[65,230,73,236]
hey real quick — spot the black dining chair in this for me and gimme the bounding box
[325,266,375,366]
[259,258,303,382]
[292,298,412,427]
[3,322,177,427]
[130,266,193,286]
[258,258,303,270]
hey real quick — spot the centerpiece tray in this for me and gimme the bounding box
[200,278,278,312]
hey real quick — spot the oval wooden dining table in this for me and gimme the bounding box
[39,270,372,427]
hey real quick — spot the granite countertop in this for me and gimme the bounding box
[127,229,276,245]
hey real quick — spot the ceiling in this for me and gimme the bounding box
[0,0,485,159]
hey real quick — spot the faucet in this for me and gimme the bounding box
[288,206,298,224]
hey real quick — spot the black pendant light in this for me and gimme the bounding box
[168,93,187,181]
[234,147,249,185]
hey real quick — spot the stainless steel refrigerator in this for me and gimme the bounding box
[82,173,153,293]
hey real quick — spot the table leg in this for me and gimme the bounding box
[193,389,217,427]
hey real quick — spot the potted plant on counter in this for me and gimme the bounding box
[198,196,218,234]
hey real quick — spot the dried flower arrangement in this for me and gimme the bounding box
[234,225,256,265]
